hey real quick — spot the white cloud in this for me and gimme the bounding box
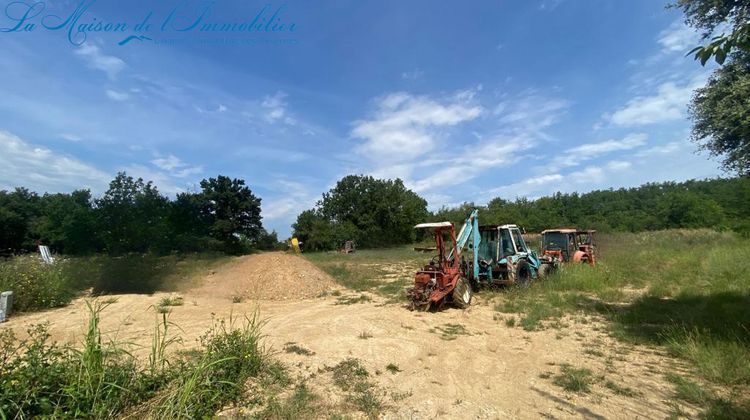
[352,91,483,161]
[105,89,130,101]
[635,141,681,157]
[608,78,704,126]
[658,20,700,53]
[120,164,186,196]
[60,133,82,142]
[262,180,317,222]
[150,154,202,178]
[0,131,109,192]
[262,91,295,125]
[545,133,647,171]
[401,69,424,80]
[74,44,126,80]
[566,133,647,157]
[605,160,632,171]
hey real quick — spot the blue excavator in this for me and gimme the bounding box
[409,209,556,310]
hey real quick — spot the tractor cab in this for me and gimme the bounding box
[476,224,545,285]
[541,229,597,265]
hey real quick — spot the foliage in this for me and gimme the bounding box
[689,53,750,176]
[0,172,270,256]
[671,0,750,65]
[0,253,229,312]
[672,1,750,175]
[0,256,76,311]
[435,177,750,233]
[0,303,271,418]
[293,175,428,251]
[199,175,263,254]
[96,173,171,255]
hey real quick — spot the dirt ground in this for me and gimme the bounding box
[1,252,696,419]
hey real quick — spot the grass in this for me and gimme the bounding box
[327,359,382,417]
[604,380,639,398]
[303,247,424,298]
[300,229,750,417]
[283,343,314,356]
[552,365,594,394]
[258,383,320,419]
[0,300,273,418]
[385,363,401,374]
[430,323,470,341]
[0,252,230,313]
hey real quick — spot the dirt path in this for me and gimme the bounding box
[1,252,694,419]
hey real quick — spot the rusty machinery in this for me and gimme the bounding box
[540,229,597,266]
[409,210,557,310]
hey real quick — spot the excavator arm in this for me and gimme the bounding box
[448,209,480,281]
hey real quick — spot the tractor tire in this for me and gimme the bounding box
[452,277,472,309]
[537,263,551,279]
[515,260,532,288]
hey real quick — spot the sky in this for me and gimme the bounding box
[0,0,724,237]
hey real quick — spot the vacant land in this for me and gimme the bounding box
[1,230,748,418]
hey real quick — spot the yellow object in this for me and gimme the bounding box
[290,237,301,253]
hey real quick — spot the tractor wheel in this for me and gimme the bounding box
[537,263,550,279]
[452,277,472,309]
[515,260,532,288]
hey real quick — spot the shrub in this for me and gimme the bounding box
[0,255,77,311]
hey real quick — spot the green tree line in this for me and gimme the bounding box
[0,172,280,256]
[433,177,750,233]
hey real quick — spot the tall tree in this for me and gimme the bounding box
[32,190,98,254]
[293,175,428,250]
[95,172,170,254]
[674,0,750,175]
[672,0,750,65]
[199,175,262,253]
[689,53,750,175]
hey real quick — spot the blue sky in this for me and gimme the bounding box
[0,0,723,237]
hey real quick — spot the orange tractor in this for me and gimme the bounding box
[540,229,597,265]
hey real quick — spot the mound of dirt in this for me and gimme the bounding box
[189,252,337,301]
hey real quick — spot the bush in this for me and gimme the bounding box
[0,302,271,418]
[0,255,77,311]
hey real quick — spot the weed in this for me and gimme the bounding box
[385,363,401,374]
[284,343,314,356]
[329,359,369,392]
[358,331,373,340]
[232,295,244,303]
[505,317,516,327]
[583,348,605,358]
[553,365,594,394]
[665,373,711,405]
[259,383,320,419]
[391,390,412,402]
[327,359,382,417]
[433,323,470,341]
[604,380,639,397]
[336,294,372,305]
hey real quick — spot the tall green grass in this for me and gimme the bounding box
[0,253,230,313]
[0,302,271,418]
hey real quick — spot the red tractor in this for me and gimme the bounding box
[408,220,473,311]
[540,229,597,266]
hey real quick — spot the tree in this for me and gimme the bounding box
[199,175,262,254]
[293,175,428,251]
[689,53,750,175]
[32,190,98,254]
[674,1,750,175]
[672,0,750,65]
[0,188,40,253]
[95,172,170,254]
